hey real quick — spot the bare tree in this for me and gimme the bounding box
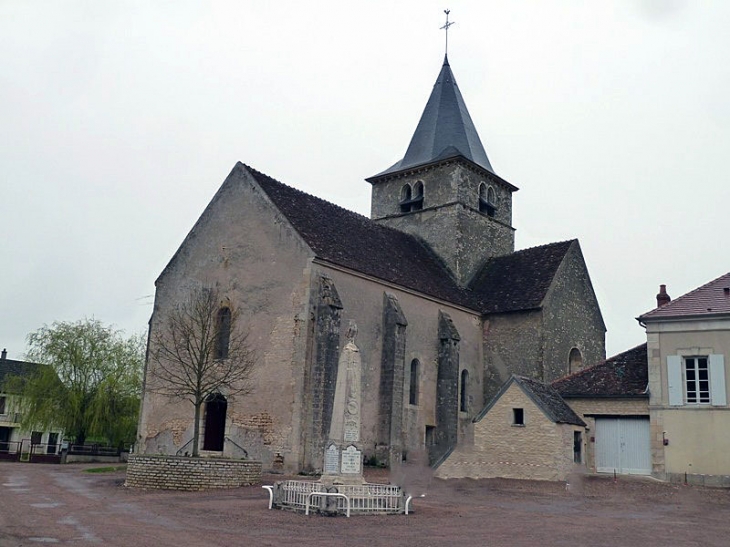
[148,287,256,457]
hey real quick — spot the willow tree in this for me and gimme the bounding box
[5,319,144,447]
[147,287,256,457]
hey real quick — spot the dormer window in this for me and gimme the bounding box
[479,183,497,217]
[399,181,424,213]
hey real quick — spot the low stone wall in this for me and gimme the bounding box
[125,455,262,491]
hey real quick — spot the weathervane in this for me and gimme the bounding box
[440,9,455,56]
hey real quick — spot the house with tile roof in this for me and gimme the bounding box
[553,343,651,475]
[436,375,587,481]
[0,349,63,461]
[637,273,730,485]
[137,55,606,473]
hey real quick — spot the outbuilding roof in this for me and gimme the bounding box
[475,375,586,426]
[552,343,648,398]
[639,272,730,321]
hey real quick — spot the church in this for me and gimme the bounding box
[137,54,606,473]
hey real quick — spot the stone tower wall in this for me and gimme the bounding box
[370,161,515,286]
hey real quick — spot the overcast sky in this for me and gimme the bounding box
[2,1,728,361]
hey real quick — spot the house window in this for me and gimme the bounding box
[479,183,497,217]
[685,357,710,404]
[215,307,232,359]
[667,354,726,406]
[460,369,469,412]
[409,359,419,405]
[573,431,582,463]
[31,431,42,447]
[0,396,5,415]
[47,432,59,454]
[513,408,524,426]
[399,182,424,213]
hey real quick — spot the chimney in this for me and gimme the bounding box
[656,284,671,307]
[1,348,6,360]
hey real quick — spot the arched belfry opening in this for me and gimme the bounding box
[569,348,583,374]
[203,393,227,451]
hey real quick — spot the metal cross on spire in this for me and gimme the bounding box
[440,9,455,56]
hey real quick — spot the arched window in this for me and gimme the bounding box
[460,369,469,412]
[399,184,412,212]
[478,183,497,217]
[203,393,227,451]
[409,359,420,405]
[399,181,424,213]
[412,181,424,211]
[215,307,231,359]
[569,348,583,374]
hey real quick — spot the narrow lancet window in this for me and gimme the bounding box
[215,307,231,359]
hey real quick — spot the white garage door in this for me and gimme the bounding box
[595,417,651,475]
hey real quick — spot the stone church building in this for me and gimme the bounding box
[137,55,606,473]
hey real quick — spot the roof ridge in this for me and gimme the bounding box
[641,271,730,318]
[512,239,576,255]
[243,164,371,222]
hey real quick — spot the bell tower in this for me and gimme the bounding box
[367,55,518,286]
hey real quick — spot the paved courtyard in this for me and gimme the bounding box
[1,463,729,546]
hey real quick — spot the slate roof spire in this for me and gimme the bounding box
[372,55,494,178]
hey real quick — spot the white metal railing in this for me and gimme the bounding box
[273,480,405,515]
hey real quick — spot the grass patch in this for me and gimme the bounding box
[84,465,127,473]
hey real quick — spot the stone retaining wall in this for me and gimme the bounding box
[125,455,262,490]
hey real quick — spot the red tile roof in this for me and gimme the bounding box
[639,272,730,321]
[552,343,648,398]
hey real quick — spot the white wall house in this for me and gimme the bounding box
[0,349,63,460]
[638,274,730,486]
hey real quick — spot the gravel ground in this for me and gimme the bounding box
[1,462,729,546]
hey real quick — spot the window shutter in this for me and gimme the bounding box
[667,355,684,406]
[710,354,727,406]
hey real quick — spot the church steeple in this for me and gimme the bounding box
[367,53,517,287]
[371,55,494,179]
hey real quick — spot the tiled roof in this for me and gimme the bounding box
[475,375,586,426]
[369,56,495,179]
[552,343,648,398]
[470,240,574,314]
[0,358,45,387]
[249,165,573,315]
[639,272,730,321]
[247,165,480,310]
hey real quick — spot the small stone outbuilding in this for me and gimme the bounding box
[436,375,586,481]
[552,344,650,476]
